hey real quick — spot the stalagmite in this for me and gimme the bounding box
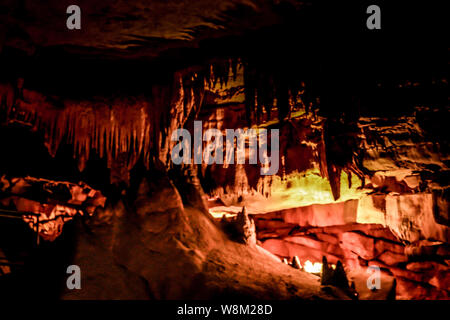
[291,256,302,269]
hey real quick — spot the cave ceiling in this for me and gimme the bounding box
[0,0,303,60]
[1,1,446,86]
[1,0,446,105]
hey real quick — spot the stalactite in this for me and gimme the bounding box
[0,55,359,200]
[243,59,256,126]
[0,74,205,184]
[230,58,239,81]
[275,77,290,122]
[213,59,231,88]
[327,164,341,201]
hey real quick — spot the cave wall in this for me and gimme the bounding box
[0,0,448,299]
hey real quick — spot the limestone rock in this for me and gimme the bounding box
[406,261,448,272]
[404,240,442,258]
[347,267,396,300]
[59,173,337,300]
[261,239,290,257]
[340,232,377,260]
[377,250,409,266]
[221,207,257,245]
[315,233,339,245]
[375,238,405,256]
[235,207,257,245]
[428,271,450,290]
[282,199,358,227]
[396,278,449,300]
[436,245,450,257]
[385,193,449,243]
[291,256,301,269]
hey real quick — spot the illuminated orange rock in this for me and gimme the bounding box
[386,193,449,243]
[404,240,442,257]
[281,199,358,227]
[390,267,433,283]
[396,278,449,300]
[272,227,296,237]
[315,233,340,245]
[362,227,400,243]
[429,271,450,290]
[436,245,450,257]
[59,173,336,300]
[284,235,342,256]
[339,231,377,260]
[306,223,384,236]
[347,267,396,300]
[0,176,105,241]
[260,238,290,257]
[406,261,448,272]
[285,242,342,265]
[257,230,282,239]
[377,250,409,266]
[253,219,298,231]
[283,235,325,251]
[374,238,405,256]
[261,238,342,265]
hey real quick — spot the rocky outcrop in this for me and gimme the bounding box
[59,172,340,300]
[221,206,257,245]
[247,204,450,300]
[204,111,450,299]
[0,175,105,241]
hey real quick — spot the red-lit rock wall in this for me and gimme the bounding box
[0,176,106,241]
[0,58,448,299]
[201,86,450,299]
[250,204,449,300]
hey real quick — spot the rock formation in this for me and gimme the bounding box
[0,0,447,300]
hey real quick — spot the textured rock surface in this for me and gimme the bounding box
[385,193,449,242]
[248,207,450,299]
[0,0,289,59]
[282,200,358,227]
[0,175,105,241]
[59,172,338,300]
[347,268,396,300]
[0,1,447,301]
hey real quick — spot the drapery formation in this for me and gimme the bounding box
[0,71,206,184]
[0,59,362,198]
